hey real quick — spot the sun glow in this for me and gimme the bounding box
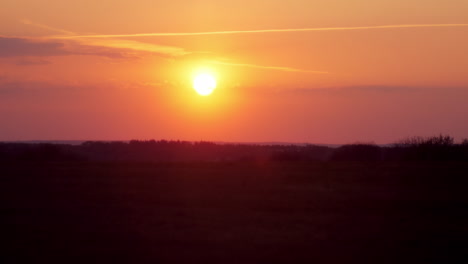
[193,73,217,96]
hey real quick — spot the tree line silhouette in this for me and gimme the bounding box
[1,135,468,163]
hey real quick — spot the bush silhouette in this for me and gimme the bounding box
[396,135,454,147]
[393,135,458,161]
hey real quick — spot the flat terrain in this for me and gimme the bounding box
[1,161,468,263]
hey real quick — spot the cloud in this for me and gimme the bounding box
[269,85,468,96]
[0,79,101,99]
[283,85,424,94]
[76,38,189,57]
[15,20,189,57]
[16,19,189,57]
[0,36,172,59]
[15,58,51,66]
[53,24,468,39]
[13,19,358,73]
[0,35,318,73]
[12,20,468,74]
[0,37,69,57]
[0,79,43,96]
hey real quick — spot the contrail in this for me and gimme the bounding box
[20,19,76,35]
[52,24,468,39]
[208,60,328,74]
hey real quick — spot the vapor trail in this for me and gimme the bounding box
[20,19,76,35]
[52,24,468,39]
[208,60,328,74]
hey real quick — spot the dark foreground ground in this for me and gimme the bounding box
[1,161,468,263]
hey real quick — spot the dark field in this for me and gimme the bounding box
[1,161,468,263]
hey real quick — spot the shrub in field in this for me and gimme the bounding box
[393,135,457,161]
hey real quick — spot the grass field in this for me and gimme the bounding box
[2,161,468,263]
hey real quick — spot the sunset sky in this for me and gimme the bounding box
[1,0,468,143]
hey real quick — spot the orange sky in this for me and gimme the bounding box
[1,0,468,143]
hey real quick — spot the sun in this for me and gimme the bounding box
[193,73,217,96]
